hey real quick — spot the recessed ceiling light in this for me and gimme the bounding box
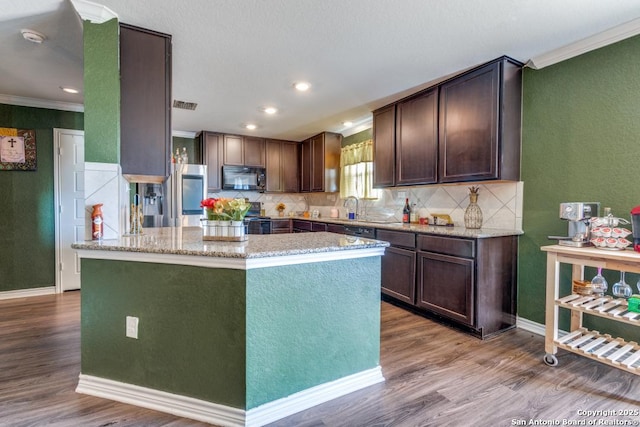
[294,82,311,92]
[263,106,278,115]
[21,29,46,44]
[342,121,353,127]
[60,86,79,94]
[245,124,257,130]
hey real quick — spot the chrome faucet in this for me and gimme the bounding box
[344,196,359,220]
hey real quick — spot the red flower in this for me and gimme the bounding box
[200,198,218,209]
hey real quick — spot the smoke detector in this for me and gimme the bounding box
[21,29,46,44]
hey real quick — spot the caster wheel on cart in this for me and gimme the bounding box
[543,353,558,367]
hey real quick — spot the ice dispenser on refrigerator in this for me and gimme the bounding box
[136,183,164,228]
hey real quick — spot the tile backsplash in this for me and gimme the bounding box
[209,181,523,230]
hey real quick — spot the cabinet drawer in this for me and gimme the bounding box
[312,222,327,232]
[326,224,346,234]
[376,229,416,249]
[271,219,291,233]
[291,220,312,231]
[417,235,475,258]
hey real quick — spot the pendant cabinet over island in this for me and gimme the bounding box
[120,24,172,182]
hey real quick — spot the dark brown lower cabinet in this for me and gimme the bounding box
[270,218,291,234]
[377,229,417,305]
[291,219,326,233]
[418,234,517,338]
[382,246,416,305]
[381,231,517,339]
[311,222,327,232]
[326,223,346,234]
[417,251,474,325]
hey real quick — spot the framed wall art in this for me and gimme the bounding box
[0,128,37,171]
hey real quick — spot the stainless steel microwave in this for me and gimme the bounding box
[222,166,266,192]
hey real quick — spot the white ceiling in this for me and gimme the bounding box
[2,0,640,141]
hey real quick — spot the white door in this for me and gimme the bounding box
[54,128,84,292]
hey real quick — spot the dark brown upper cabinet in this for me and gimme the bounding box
[266,139,299,193]
[395,88,438,186]
[119,24,172,182]
[372,56,522,188]
[300,132,342,193]
[372,105,395,188]
[200,131,222,191]
[223,134,265,167]
[439,57,522,183]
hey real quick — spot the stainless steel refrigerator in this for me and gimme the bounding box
[164,163,208,227]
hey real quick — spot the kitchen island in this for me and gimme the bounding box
[72,227,388,427]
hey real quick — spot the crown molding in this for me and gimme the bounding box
[172,130,198,139]
[338,115,373,137]
[70,0,118,23]
[527,17,640,69]
[0,94,84,113]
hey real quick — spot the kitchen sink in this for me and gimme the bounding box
[357,218,401,224]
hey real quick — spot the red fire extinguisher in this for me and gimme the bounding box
[91,204,104,240]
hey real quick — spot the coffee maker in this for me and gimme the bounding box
[553,202,600,247]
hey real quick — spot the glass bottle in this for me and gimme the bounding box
[591,267,608,295]
[402,198,411,224]
[181,147,188,164]
[410,203,418,223]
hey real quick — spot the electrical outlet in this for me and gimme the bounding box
[265,195,273,201]
[327,195,336,201]
[397,191,406,199]
[126,316,139,339]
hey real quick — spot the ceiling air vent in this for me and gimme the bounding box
[173,100,198,110]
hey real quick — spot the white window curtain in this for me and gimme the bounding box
[340,139,379,200]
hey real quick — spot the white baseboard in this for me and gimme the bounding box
[0,286,56,300]
[246,366,384,426]
[76,366,384,427]
[76,374,245,426]
[516,315,567,337]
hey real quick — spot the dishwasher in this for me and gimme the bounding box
[343,225,376,238]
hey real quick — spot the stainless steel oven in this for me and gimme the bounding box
[244,201,272,234]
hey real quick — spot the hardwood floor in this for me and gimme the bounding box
[1,292,639,427]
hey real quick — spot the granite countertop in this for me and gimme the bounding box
[72,227,389,259]
[295,217,523,238]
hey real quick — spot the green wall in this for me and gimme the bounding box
[81,260,247,407]
[0,104,83,291]
[172,136,200,163]
[83,18,119,164]
[520,34,640,338]
[80,257,381,410]
[246,258,380,408]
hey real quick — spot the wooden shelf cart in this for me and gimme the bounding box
[541,244,640,373]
